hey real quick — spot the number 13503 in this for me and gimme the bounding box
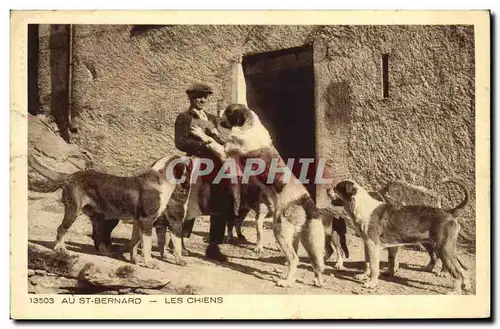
[30,297,55,304]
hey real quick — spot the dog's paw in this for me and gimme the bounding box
[362,280,379,289]
[53,242,67,253]
[462,278,471,291]
[334,261,345,271]
[254,244,264,253]
[143,260,160,269]
[313,277,324,288]
[130,255,139,265]
[276,279,294,288]
[354,273,370,281]
[425,263,437,273]
[175,258,188,267]
[437,270,449,278]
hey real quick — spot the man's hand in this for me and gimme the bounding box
[190,125,210,142]
[191,125,227,160]
[207,142,227,161]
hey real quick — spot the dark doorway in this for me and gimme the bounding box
[242,45,316,198]
[28,24,40,115]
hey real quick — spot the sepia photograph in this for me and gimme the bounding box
[10,10,490,319]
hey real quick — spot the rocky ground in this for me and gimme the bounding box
[28,189,476,296]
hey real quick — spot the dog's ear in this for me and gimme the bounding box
[326,187,344,206]
[163,155,190,181]
[171,162,187,180]
[334,181,348,198]
[326,187,335,199]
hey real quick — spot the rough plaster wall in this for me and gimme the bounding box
[65,25,315,175]
[315,26,475,230]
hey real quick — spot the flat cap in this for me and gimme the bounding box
[186,83,213,95]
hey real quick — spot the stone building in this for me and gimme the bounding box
[28,24,475,228]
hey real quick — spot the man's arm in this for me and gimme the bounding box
[174,113,208,156]
[205,140,227,161]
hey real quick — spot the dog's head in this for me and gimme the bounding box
[157,155,191,187]
[327,179,361,206]
[220,104,253,129]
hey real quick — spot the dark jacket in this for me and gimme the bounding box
[174,109,225,159]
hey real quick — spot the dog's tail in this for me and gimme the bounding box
[458,229,474,242]
[440,178,470,218]
[457,256,469,271]
[28,180,62,193]
[28,155,70,192]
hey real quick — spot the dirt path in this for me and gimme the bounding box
[28,191,476,295]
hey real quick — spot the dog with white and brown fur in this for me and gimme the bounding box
[28,154,189,268]
[328,178,471,294]
[219,103,326,287]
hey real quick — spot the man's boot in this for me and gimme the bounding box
[205,243,228,262]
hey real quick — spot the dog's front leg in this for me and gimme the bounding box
[54,197,80,253]
[324,238,334,262]
[156,225,169,259]
[273,221,298,287]
[384,247,399,276]
[362,240,381,289]
[354,242,371,281]
[140,219,156,269]
[254,210,265,253]
[168,218,187,266]
[331,234,345,270]
[91,215,116,256]
[129,224,141,264]
[225,218,236,244]
[422,243,443,274]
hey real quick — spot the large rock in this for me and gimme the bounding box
[28,113,93,194]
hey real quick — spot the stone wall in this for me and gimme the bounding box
[313,25,475,229]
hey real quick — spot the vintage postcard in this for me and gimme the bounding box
[10,10,490,319]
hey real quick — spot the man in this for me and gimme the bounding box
[174,82,233,262]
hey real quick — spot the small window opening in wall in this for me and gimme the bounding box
[382,53,389,98]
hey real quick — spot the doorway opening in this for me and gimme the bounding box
[242,45,316,198]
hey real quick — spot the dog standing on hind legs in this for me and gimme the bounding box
[219,104,326,287]
[328,178,472,294]
[28,154,188,268]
